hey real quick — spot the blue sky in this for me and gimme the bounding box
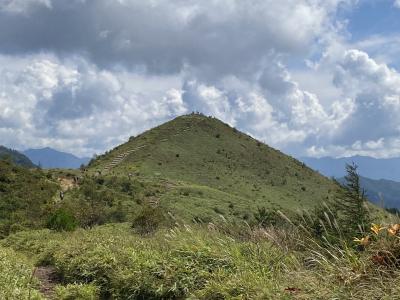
[0,0,400,158]
[344,0,400,40]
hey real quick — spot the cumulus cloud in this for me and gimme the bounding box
[0,0,345,75]
[300,49,400,158]
[0,54,186,156]
[333,49,400,143]
[1,0,400,159]
[0,0,51,14]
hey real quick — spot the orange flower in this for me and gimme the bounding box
[388,224,400,236]
[354,235,370,246]
[370,223,386,235]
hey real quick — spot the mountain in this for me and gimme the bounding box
[0,146,35,168]
[87,114,342,222]
[23,147,90,169]
[300,156,400,181]
[338,176,400,209]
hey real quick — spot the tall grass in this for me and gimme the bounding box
[2,214,400,299]
[0,246,43,299]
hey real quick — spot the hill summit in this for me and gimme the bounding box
[88,113,337,221]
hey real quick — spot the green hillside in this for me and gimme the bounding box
[0,160,58,237]
[0,146,35,168]
[87,113,338,222]
[1,114,397,300]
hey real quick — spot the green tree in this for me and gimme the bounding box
[334,163,370,237]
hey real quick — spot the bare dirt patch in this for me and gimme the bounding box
[57,177,77,191]
[33,266,61,299]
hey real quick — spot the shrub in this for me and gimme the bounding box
[132,206,167,235]
[120,180,132,193]
[0,246,42,299]
[253,207,280,227]
[46,209,77,232]
[213,207,224,215]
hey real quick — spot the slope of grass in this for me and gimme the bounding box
[0,246,42,299]
[0,160,59,237]
[3,220,400,299]
[87,114,339,222]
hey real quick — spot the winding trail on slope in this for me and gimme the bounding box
[102,126,192,173]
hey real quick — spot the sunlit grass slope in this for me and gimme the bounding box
[88,114,338,222]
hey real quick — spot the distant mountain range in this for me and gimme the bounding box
[300,156,400,209]
[23,147,90,169]
[0,146,36,168]
[333,176,399,209]
[358,176,400,209]
[300,156,400,182]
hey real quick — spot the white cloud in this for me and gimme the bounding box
[0,0,51,14]
[0,0,351,75]
[3,0,400,160]
[0,54,186,156]
[299,48,400,158]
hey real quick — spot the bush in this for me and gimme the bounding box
[55,283,100,300]
[0,246,43,299]
[46,209,77,232]
[132,206,167,235]
[253,207,280,227]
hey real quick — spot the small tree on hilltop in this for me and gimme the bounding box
[334,163,370,237]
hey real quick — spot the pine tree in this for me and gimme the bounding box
[334,163,370,237]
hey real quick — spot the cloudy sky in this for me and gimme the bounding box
[1,0,400,158]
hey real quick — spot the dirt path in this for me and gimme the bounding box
[33,266,60,299]
[58,177,77,191]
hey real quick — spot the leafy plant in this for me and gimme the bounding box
[46,209,77,231]
[0,246,42,299]
[254,207,280,227]
[132,205,168,235]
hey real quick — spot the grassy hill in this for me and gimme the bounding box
[0,160,58,237]
[87,113,338,223]
[0,146,35,168]
[1,114,398,299]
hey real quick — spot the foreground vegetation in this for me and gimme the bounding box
[0,163,398,298]
[0,246,42,299]
[2,216,400,299]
